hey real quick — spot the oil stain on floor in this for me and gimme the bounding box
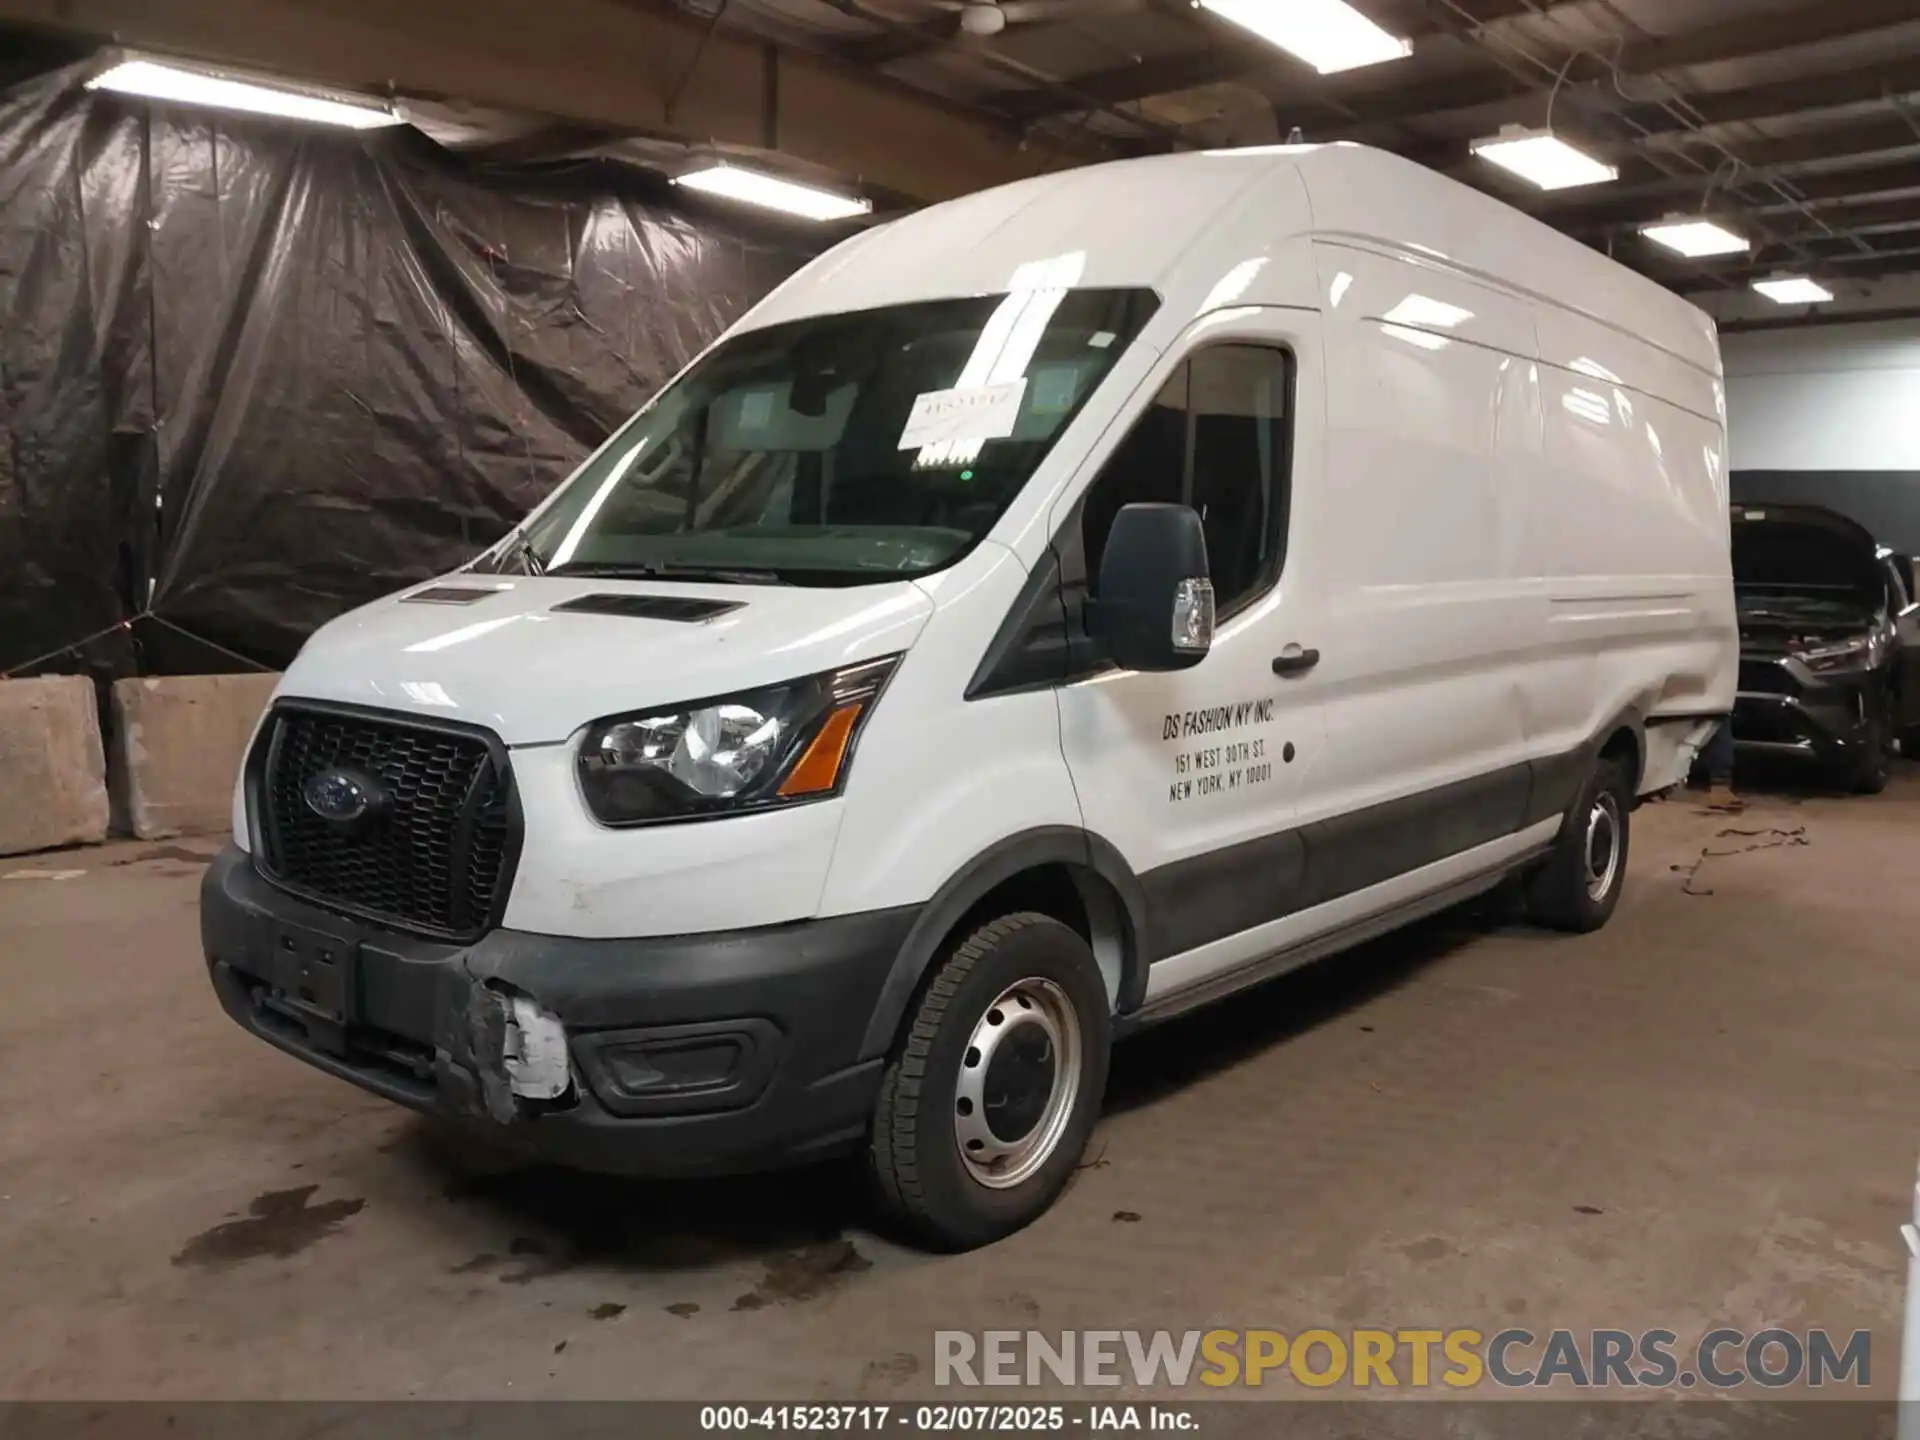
[173,1186,366,1270]
[730,1239,872,1312]
[109,844,216,868]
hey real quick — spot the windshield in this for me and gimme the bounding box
[488,288,1160,585]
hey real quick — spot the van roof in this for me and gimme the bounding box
[738,143,1720,382]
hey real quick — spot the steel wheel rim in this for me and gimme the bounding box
[954,977,1082,1190]
[1583,792,1621,902]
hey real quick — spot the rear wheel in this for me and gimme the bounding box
[868,913,1110,1251]
[1526,756,1630,933]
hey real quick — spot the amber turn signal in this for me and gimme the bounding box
[777,704,864,797]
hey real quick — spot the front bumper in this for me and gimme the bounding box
[1732,681,1876,763]
[201,847,917,1176]
[1730,647,1888,765]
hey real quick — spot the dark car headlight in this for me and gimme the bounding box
[1790,634,1874,674]
[577,656,898,825]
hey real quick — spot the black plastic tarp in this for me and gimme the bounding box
[0,66,817,680]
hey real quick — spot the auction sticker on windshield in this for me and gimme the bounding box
[898,380,1027,450]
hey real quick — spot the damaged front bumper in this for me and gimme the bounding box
[1732,683,1877,764]
[200,847,916,1176]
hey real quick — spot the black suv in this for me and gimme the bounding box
[1731,503,1920,793]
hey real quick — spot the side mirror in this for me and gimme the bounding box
[1093,502,1214,672]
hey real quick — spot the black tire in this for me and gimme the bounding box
[1848,710,1891,795]
[1525,756,1630,933]
[868,912,1110,1251]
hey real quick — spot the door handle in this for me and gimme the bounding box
[1272,645,1320,677]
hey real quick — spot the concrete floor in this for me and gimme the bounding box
[2,768,1916,1406]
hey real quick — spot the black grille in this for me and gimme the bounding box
[401,586,498,605]
[551,593,743,622]
[1738,658,1794,696]
[256,705,517,939]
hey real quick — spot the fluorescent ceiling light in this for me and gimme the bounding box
[1470,128,1616,190]
[1639,218,1749,258]
[1752,275,1834,305]
[86,58,400,129]
[1197,0,1412,74]
[673,164,871,222]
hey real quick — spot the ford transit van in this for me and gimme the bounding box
[202,144,1737,1249]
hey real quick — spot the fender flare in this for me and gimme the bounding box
[856,827,1150,1060]
[1591,705,1647,792]
[1531,705,1645,829]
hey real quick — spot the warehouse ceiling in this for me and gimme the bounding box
[713,0,1920,322]
[6,0,1920,326]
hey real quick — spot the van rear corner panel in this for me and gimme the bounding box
[1647,625,1738,724]
[1641,570,1736,795]
[1640,717,1721,794]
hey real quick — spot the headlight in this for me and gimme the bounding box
[577,656,898,825]
[1790,634,1874,674]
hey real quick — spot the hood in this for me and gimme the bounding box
[277,575,934,745]
[1731,504,1883,608]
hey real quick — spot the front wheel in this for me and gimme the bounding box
[868,913,1110,1251]
[1848,708,1892,795]
[1525,756,1630,933]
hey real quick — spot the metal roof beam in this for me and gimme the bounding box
[1642,115,1920,170]
[1413,113,1920,216]
[1317,0,1920,135]
[1759,198,1920,239]
[0,0,1107,203]
[1702,243,1920,278]
[1534,152,1920,228]
[992,0,1541,122]
[1386,51,1920,146]
[1645,56,1920,135]
[839,15,958,68]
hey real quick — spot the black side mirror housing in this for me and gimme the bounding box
[1093,502,1214,672]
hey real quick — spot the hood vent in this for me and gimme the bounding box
[551,593,744,622]
[403,585,502,605]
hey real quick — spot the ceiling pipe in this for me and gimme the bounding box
[821,0,1191,147]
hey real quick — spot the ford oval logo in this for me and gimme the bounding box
[303,768,383,826]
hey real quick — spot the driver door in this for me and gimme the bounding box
[1052,312,1325,999]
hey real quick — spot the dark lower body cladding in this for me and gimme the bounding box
[200,848,917,1176]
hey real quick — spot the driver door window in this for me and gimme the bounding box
[1081,344,1294,616]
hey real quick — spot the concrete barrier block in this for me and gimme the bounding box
[0,676,111,855]
[110,673,281,840]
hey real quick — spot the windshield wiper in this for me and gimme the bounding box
[468,528,542,576]
[547,561,788,585]
[514,532,545,576]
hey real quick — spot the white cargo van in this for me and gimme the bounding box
[202,144,1736,1248]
